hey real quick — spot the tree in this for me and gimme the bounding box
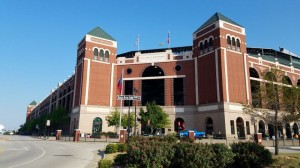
[139,101,170,134]
[243,67,300,155]
[105,108,134,132]
[49,106,69,131]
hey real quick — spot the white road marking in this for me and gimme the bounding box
[9,143,46,168]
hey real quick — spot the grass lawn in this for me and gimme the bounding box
[269,153,300,168]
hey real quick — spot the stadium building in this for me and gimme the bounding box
[27,12,300,138]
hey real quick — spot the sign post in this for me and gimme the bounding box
[117,95,141,139]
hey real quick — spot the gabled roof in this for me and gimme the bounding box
[194,12,243,33]
[87,26,116,41]
[29,101,37,105]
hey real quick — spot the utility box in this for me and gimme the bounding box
[56,130,62,140]
[254,133,262,144]
[119,129,127,143]
[188,130,195,141]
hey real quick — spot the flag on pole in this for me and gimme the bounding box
[117,73,123,94]
[167,32,170,45]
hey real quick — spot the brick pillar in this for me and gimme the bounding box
[165,78,172,106]
[73,129,80,142]
[188,130,195,141]
[119,129,127,143]
[56,130,62,140]
[254,133,262,144]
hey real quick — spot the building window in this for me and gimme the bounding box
[231,37,236,50]
[105,51,109,62]
[246,121,250,135]
[174,78,184,105]
[204,40,208,52]
[174,65,181,72]
[227,36,231,49]
[93,48,98,60]
[124,80,133,106]
[126,68,132,75]
[208,38,213,51]
[199,42,204,55]
[230,120,235,134]
[236,39,241,52]
[100,49,104,61]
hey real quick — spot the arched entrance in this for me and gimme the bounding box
[286,123,292,139]
[268,124,274,138]
[175,118,185,132]
[236,117,245,139]
[258,120,266,135]
[206,117,214,135]
[142,66,165,105]
[293,123,299,135]
[92,117,102,136]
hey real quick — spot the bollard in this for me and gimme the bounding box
[73,129,80,142]
[56,130,62,140]
[188,130,195,141]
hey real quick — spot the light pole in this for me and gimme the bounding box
[133,88,138,136]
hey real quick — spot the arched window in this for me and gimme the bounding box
[105,51,109,62]
[199,42,204,54]
[93,48,98,60]
[92,117,102,136]
[206,117,214,135]
[265,72,279,110]
[232,37,236,50]
[236,39,241,52]
[204,40,208,52]
[227,36,231,49]
[99,49,104,61]
[208,38,213,51]
[282,76,294,112]
[250,68,261,107]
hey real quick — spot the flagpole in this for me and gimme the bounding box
[119,69,124,135]
[168,31,170,49]
[137,34,140,51]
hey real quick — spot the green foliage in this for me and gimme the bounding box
[162,133,178,143]
[114,153,128,165]
[98,159,113,168]
[117,143,128,152]
[48,106,69,130]
[105,108,134,130]
[230,142,272,168]
[139,101,170,134]
[127,140,175,168]
[106,132,117,138]
[211,143,235,168]
[170,143,213,168]
[105,144,118,154]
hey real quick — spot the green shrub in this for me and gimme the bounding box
[98,159,113,168]
[107,132,117,138]
[211,143,235,168]
[114,153,128,165]
[170,143,213,168]
[162,133,178,143]
[127,141,175,168]
[117,143,128,152]
[230,142,272,168]
[105,143,118,154]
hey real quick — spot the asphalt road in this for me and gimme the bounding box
[0,135,105,168]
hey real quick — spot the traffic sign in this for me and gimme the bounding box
[117,95,141,101]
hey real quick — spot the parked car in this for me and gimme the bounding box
[177,129,205,139]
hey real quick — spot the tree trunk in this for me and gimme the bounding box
[275,109,279,155]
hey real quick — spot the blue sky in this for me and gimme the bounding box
[0,0,299,130]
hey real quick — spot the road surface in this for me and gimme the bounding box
[0,135,105,168]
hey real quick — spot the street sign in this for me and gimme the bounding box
[117,95,141,101]
[46,120,50,126]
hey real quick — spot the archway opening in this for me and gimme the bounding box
[142,66,165,105]
[92,117,102,137]
[268,124,274,138]
[258,120,266,136]
[286,123,292,139]
[293,123,299,136]
[236,117,245,139]
[175,118,185,132]
[206,117,214,135]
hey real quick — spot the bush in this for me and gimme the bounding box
[127,141,175,168]
[105,144,118,154]
[114,153,128,165]
[107,132,117,138]
[163,133,179,143]
[230,142,272,168]
[170,143,213,168]
[211,143,235,168]
[98,159,113,168]
[117,143,128,152]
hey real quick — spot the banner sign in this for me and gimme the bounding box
[117,95,141,101]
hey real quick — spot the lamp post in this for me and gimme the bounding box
[133,88,139,136]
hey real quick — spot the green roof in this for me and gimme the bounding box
[29,101,37,105]
[87,26,116,41]
[194,12,243,33]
